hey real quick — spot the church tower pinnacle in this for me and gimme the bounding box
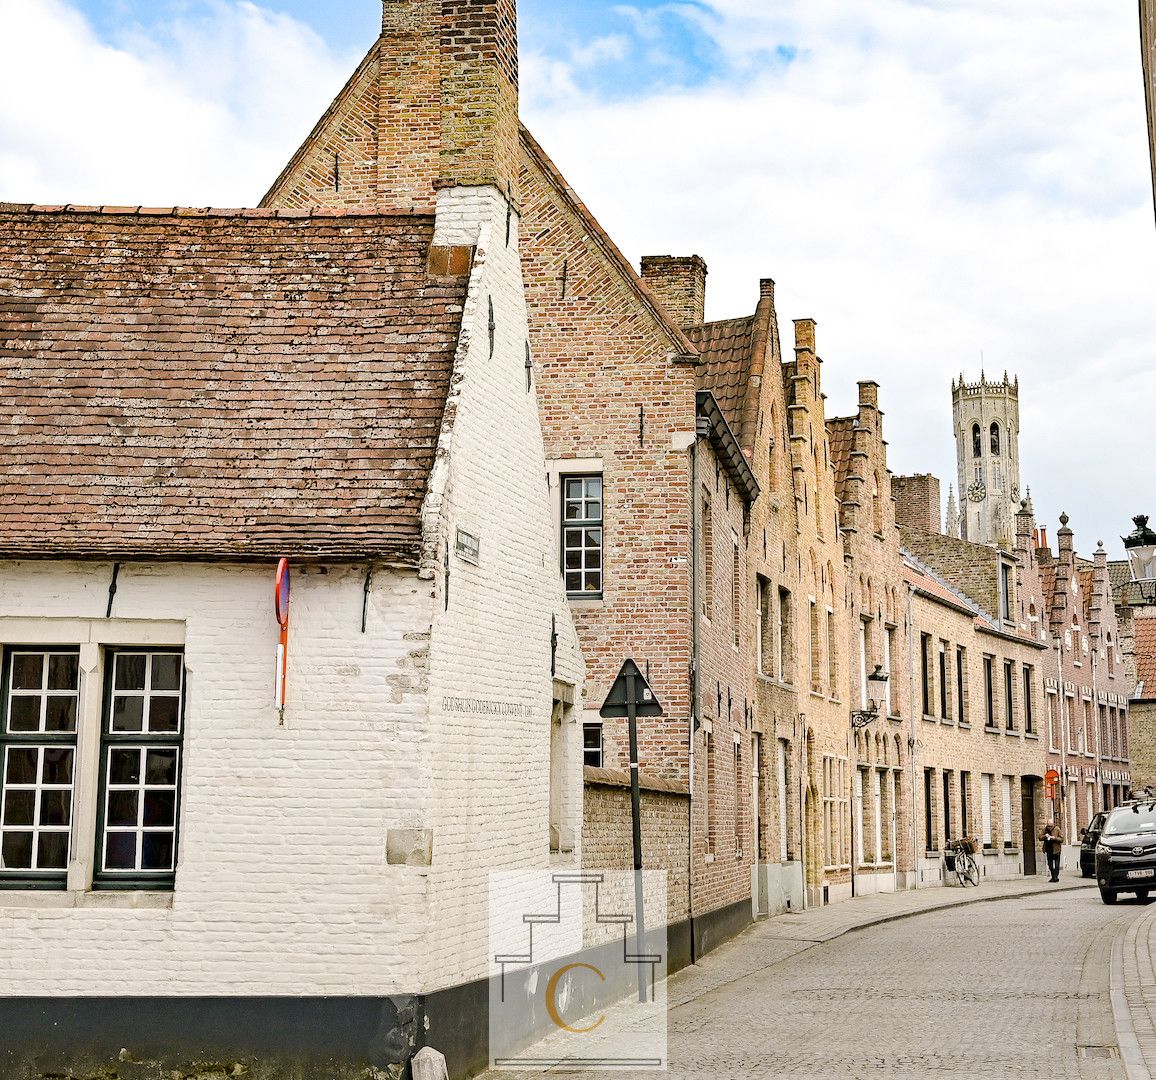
[951,371,1023,549]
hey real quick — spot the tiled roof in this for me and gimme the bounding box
[1136,617,1156,697]
[684,316,756,439]
[827,417,857,506]
[1109,559,1133,590]
[0,207,466,563]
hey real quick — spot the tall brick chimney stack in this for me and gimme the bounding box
[436,0,520,197]
[639,256,708,329]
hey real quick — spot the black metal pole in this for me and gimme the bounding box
[627,670,647,1003]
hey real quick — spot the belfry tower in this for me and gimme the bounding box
[952,372,1023,548]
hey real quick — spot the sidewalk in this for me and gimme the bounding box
[1112,903,1156,1080]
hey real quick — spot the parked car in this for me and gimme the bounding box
[1095,801,1156,904]
[1080,812,1107,878]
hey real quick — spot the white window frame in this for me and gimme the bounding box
[560,473,604,599]
[981,774,993,847]
[0,619,184,899]
[1001,776,1014,850]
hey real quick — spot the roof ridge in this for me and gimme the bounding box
[519,124,699,362]
[0,202,434,220]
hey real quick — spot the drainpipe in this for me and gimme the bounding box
[1091,648,1101,814]
[798,712,808,911]
[688,421,709,962]
[907,581,919,887]
[1056,635,1069,842]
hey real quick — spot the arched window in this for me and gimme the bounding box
[972,423,981,458]
[990,422,1001,456]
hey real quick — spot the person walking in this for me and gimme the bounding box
[1041,821,1063,882]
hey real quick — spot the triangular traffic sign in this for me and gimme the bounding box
[599,658,664,718]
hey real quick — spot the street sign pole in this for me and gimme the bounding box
[600,658,663,1006]
[626,668,647,1004]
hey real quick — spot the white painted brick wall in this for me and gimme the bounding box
[0,559,433,995]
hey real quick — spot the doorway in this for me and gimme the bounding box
[1020,778,1039,875]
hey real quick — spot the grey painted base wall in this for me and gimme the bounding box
[1,898,757,1080]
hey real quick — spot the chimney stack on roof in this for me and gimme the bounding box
[639,255,708,330]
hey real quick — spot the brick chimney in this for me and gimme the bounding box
[266,1,519,212]
[891,474,941,535]
[436,0,520,196]
[639,255,708,329]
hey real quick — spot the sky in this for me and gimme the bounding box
[1,0,1153,557]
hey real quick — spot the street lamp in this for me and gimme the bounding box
[1124,515,1156,603]
[851,665,890,729]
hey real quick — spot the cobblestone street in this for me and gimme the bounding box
[483,879,1156,1080]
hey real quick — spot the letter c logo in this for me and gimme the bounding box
[545,963,605,1034]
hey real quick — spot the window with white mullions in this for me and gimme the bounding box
[0,649,79,880]
[561,475,603,597]
[102,746,180,874]
[97,650,183,884]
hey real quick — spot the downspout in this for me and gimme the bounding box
[688,421,708,962]
[1091,648,1101,814]
[907,581,919,887]
[1057,635,1069,841]
[798,712,808,910]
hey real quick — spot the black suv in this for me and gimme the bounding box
[1095,801,1156,903]
[1080,812,1107,878]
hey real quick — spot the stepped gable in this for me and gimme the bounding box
[0,205,467,563]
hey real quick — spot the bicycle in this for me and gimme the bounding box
[947,837,980,886]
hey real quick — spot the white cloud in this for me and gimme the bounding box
[520,0,1156,555]
[0,0,356,206]
[0,0,1151,553]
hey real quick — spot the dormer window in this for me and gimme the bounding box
[990,422,1001,456]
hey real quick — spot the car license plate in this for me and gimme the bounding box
[1127,869,1154,879]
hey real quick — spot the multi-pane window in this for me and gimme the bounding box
[980,775,993,847]
[582,723,603,768]
[778,588,793,683]
[923,769,935,851]
[956,646,967,724]
[942,770,953,843]
[0,650,79,880]
[701,488,713,619]
[1023,666,1035,734]
[826,611,837,695]
[809,602,821,693]
[884,628,895,716]
[562,475,604,597]
[97,651,183,885]
[938,641,949,720]
[960,771,971,836]
[920,634,933,717]
[731,542,741,649]
[859,621,869,711]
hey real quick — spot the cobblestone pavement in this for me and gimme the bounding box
[481,876,1155,1080]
